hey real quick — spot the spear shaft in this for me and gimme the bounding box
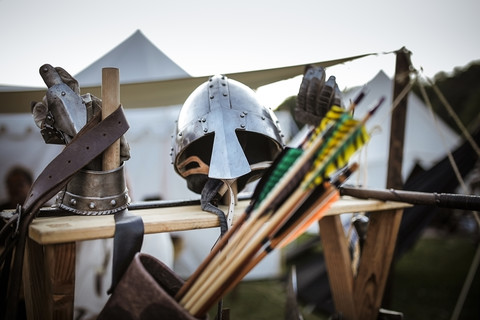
[339,186,480,211]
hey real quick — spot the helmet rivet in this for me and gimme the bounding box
[261,116,265,120]
[223,93,227,96]
[178,132,182,137]
[210,95,214,99]
[70,199,77,206]
[61,91,66,96]
[201,118,206,122]
[240,124,246,129]
[240,114,245,118]
[203,128,208,133]
[110,200,117,206]
[89,202,95,209]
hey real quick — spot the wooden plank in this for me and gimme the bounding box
[23,239,75,319]
[28,198,411,245]
[353,209,404,319]
[319,215,357,320]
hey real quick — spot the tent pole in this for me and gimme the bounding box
[353,47,412,319]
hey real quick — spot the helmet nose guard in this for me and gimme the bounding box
[207,76,251,180]
[172,75,284,194]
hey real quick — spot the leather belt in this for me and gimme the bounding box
[0,106,136,319]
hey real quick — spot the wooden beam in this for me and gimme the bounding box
[319,215,357,320]
[28,198,410,245]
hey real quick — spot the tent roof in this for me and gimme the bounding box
[74,30,190,87]
[0,28,376,113]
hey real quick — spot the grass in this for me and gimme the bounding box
[390,235,480,320]
[206,234,480,319]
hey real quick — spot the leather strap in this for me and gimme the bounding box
[110,209,144,293]
[1,106,129,319]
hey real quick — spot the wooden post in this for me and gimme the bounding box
[319,215,357,319]
[23,238,76,319]
[353,47,412,319]
[386,46,411,190]
[102,68,121,170]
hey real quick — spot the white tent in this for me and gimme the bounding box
[341,70,461,189]
[74,29,190,86]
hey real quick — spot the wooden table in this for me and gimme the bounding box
[25,197,411,319]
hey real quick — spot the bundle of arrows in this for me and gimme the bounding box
[176,92,384,317]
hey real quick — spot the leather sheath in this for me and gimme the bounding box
[98,253,207,320]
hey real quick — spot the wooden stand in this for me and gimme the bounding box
[22,197,410,319]
[319,209,404,320]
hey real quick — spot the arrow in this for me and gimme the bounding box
[179,95,381,316]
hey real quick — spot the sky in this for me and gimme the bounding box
[0,0,479,109]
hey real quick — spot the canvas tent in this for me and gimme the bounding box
[340,70,461,189]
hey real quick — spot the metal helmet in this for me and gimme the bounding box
[171,75,284,194]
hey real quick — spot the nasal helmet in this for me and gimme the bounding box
[171,75,284,194]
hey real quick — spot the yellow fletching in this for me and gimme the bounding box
[305,105,346,149]
[303,119,370,189]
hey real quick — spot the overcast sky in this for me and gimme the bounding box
[0,0,478,107]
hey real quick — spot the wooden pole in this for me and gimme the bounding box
[102,68,121,170]
[387,47,411,190]
[353,47,411,319]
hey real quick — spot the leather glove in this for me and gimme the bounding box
[295,65,343,126]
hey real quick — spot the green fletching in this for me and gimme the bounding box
[256,148,303,206]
